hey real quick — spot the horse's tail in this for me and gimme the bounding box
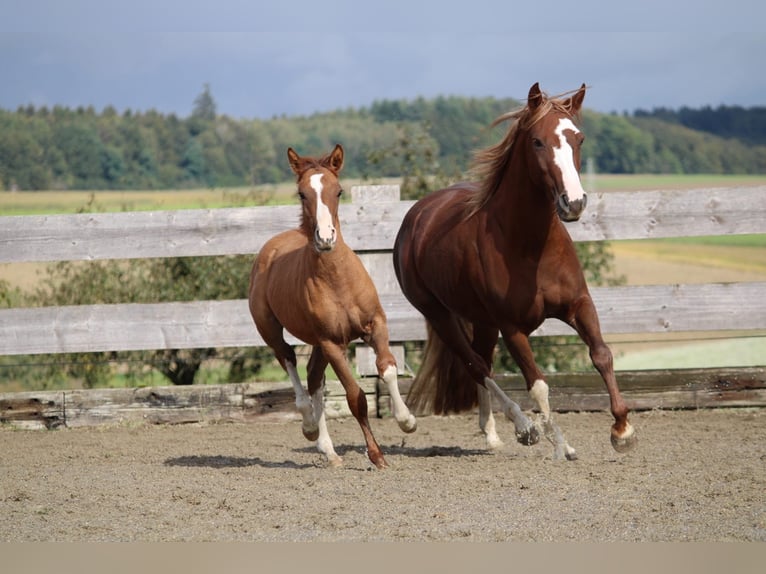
[406,321,478,415]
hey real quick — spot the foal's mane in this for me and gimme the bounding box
[465,88,583,217]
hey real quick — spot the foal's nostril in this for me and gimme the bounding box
[558,194,570,212]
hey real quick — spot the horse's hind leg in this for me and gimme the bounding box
[306,347,342,467]
[364,315,417,433]
[472,325,504,450]
[501,329,576,460]
[320,341,388,469]
[424,307,538,446]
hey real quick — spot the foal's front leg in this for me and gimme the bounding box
[321,341,388,469]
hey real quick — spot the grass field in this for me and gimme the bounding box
[2,174,765,216]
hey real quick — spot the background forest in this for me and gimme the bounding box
[2,84,766,193]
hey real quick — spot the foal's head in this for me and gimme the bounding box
[287,144,345,252]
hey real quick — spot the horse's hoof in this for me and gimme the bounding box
[516,424,540,446]
[399,415,418,434]
[302,426,319,442]
[565,450,578,461]
[327,455,344,468]
[611,423,637,453]
[370,457,388,470]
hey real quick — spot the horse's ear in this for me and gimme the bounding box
[528,82,544,112]
[287,147,302,175]
[326,144,344,174]
[569,83,586,114]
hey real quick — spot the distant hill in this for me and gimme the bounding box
[632,105,766,146]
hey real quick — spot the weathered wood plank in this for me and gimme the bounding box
[568,186,766,241]
[2,282,764,355]
[3,368,762,430]
[1,186,763,263]
[0,379,376,429]
[376,367,766,415]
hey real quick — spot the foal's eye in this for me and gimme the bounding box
[298,191,306,201]
[533,138,545,149]
[337,189,343,198]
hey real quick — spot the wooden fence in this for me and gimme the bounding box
[1,184,765,428]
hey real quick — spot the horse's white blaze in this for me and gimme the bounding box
[553,118,586,202]
[309,173,335,243]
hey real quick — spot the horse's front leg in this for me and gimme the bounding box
[321,342,388,469]
[307,347,342,467]
[569,296,637,453]
[364,316,417,434]
[501,329,576,460]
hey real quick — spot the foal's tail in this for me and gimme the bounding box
[406,321,478,415]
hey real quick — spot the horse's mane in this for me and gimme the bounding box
[465,88,583,217]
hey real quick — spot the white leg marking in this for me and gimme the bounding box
[477,384,503,450]
[381,365,417,432]
[553,118,586,202]
[529,379,576,460]
[484,377,536,442]
[286,361,317,437]
[311,384,342,467]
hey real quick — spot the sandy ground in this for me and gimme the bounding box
[1,408,764,542]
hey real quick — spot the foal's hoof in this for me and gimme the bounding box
[516,424,540,446]
[611,422,637,453]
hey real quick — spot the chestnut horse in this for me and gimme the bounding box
[249,144,417,469]
[393,83,637,459]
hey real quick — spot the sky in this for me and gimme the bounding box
[1,1,764,120]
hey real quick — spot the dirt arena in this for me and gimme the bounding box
[1,408,764,542]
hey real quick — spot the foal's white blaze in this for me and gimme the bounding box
[309,173,335,243]
[553,118,586,203]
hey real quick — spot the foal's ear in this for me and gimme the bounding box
[287,147,303,175]
[568,83,587,114]
[326,144,344,174]
[527,82,543,111]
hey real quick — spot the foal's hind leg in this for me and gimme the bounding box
[306,347,342,467]
[502,329,576,460]
[364,315,417,434]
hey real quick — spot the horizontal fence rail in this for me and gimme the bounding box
[1,186,764,263]
[2,282,766,355]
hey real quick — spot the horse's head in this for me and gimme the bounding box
[287,144,345,252]
[525,82,588,222]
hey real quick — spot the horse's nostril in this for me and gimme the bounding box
[558,194,570,212]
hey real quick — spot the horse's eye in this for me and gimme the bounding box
[298,191,306,201]
[533,138,545,149]
[337,189,343,198]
